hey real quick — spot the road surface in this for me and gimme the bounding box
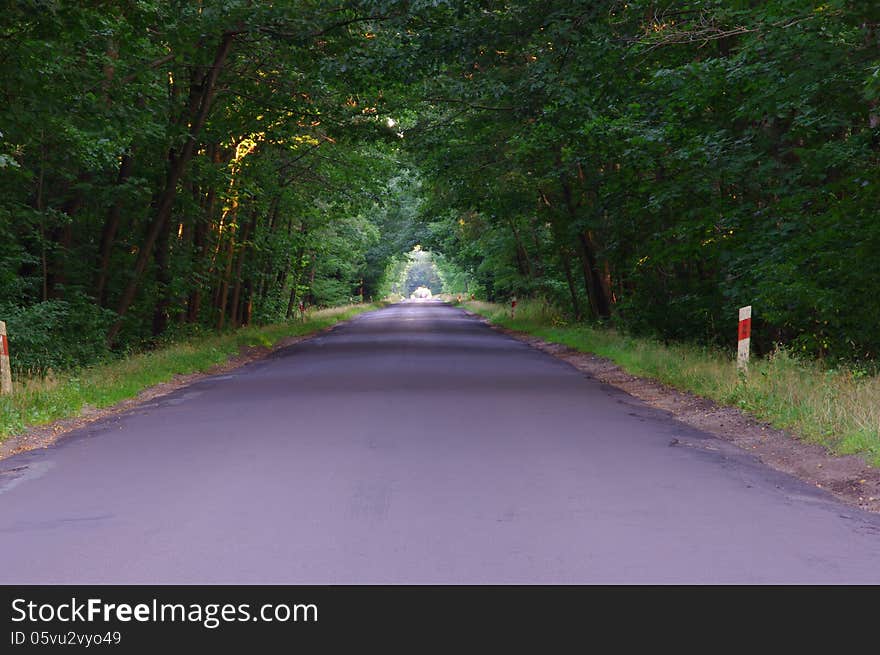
[1,301,879,583]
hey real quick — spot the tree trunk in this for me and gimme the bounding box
[285,246,307,319]
[559,246,581,320]
[187,211,210,323]
[507,217,533,279]
[305,255,317,306]
[257,196,282,302]
[95,152,133,306]
[528,215,545,278]
[107,31,236,345]
[285,225,308,319]
[242,279,254,326]
[151,213,174,336]
[229,211,256,327]
[188,144,222,323]
[558,173,610,320]
[576,231,611,319]
[216,226,236,330]
[33,144,48,301]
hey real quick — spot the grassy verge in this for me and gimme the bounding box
[461,299,880,467]
[0,303,382,441]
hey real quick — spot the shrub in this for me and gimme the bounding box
[0,294,116,377]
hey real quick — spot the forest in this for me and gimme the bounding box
[1,0,878,377]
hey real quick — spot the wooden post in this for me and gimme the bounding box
[0,321,12,395]
[737,306,752,373]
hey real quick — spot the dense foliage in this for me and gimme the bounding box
[0,1,407,374]
[402,1,880,361]
[1,1,877,375]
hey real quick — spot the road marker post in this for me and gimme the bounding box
[511,298,517,320]
[0,321,12,395]
[737,306,752,374]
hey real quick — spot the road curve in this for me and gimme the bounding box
[1,301,878,583]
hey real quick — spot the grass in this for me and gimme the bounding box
[461,298,880,467]
[0,303,382,441]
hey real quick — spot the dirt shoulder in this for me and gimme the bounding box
[0,330,329,462]
[473,315,880,514]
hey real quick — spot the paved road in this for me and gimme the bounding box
[1,301,879,583]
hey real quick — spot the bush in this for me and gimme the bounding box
[0,294,116,377]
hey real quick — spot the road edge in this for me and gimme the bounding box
[0,309,373,462]
[458,306,880,514]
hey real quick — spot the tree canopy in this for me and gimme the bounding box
[1,1,878,374]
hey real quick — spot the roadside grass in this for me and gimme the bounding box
[461,298,880,467]
[0,303,382,441]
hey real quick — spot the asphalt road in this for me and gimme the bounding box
[1,301,879,583]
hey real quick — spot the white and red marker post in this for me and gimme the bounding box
[737,306,752,373]
[510,298,517,320]
[0,320,12,395]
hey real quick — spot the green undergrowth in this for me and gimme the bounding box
[0,303,383,441]
[462,299,880,467]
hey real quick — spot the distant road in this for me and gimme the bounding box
[1,301,879,583]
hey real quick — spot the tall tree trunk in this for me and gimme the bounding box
[188,144,222,323]
[107,31,236,345]
[95,152,133,306]
[276,216,295,293]
[229,211,256,327]
[33,142,48,301]
[187,212,210,323]
[576,231,611,319]
[507,217,533,279]
[257,196,282,302]
[285,247,307,319]
[559,246,581,320]
[151,213,174,336]
[305,255,317,306]
[559,174,610,319]
[285,225,308,319]
[601,258,614,306]
[528,215,545,278]
[242,281,254,326]
[216,226,236,330]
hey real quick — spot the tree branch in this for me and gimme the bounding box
[423,97,516,112]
